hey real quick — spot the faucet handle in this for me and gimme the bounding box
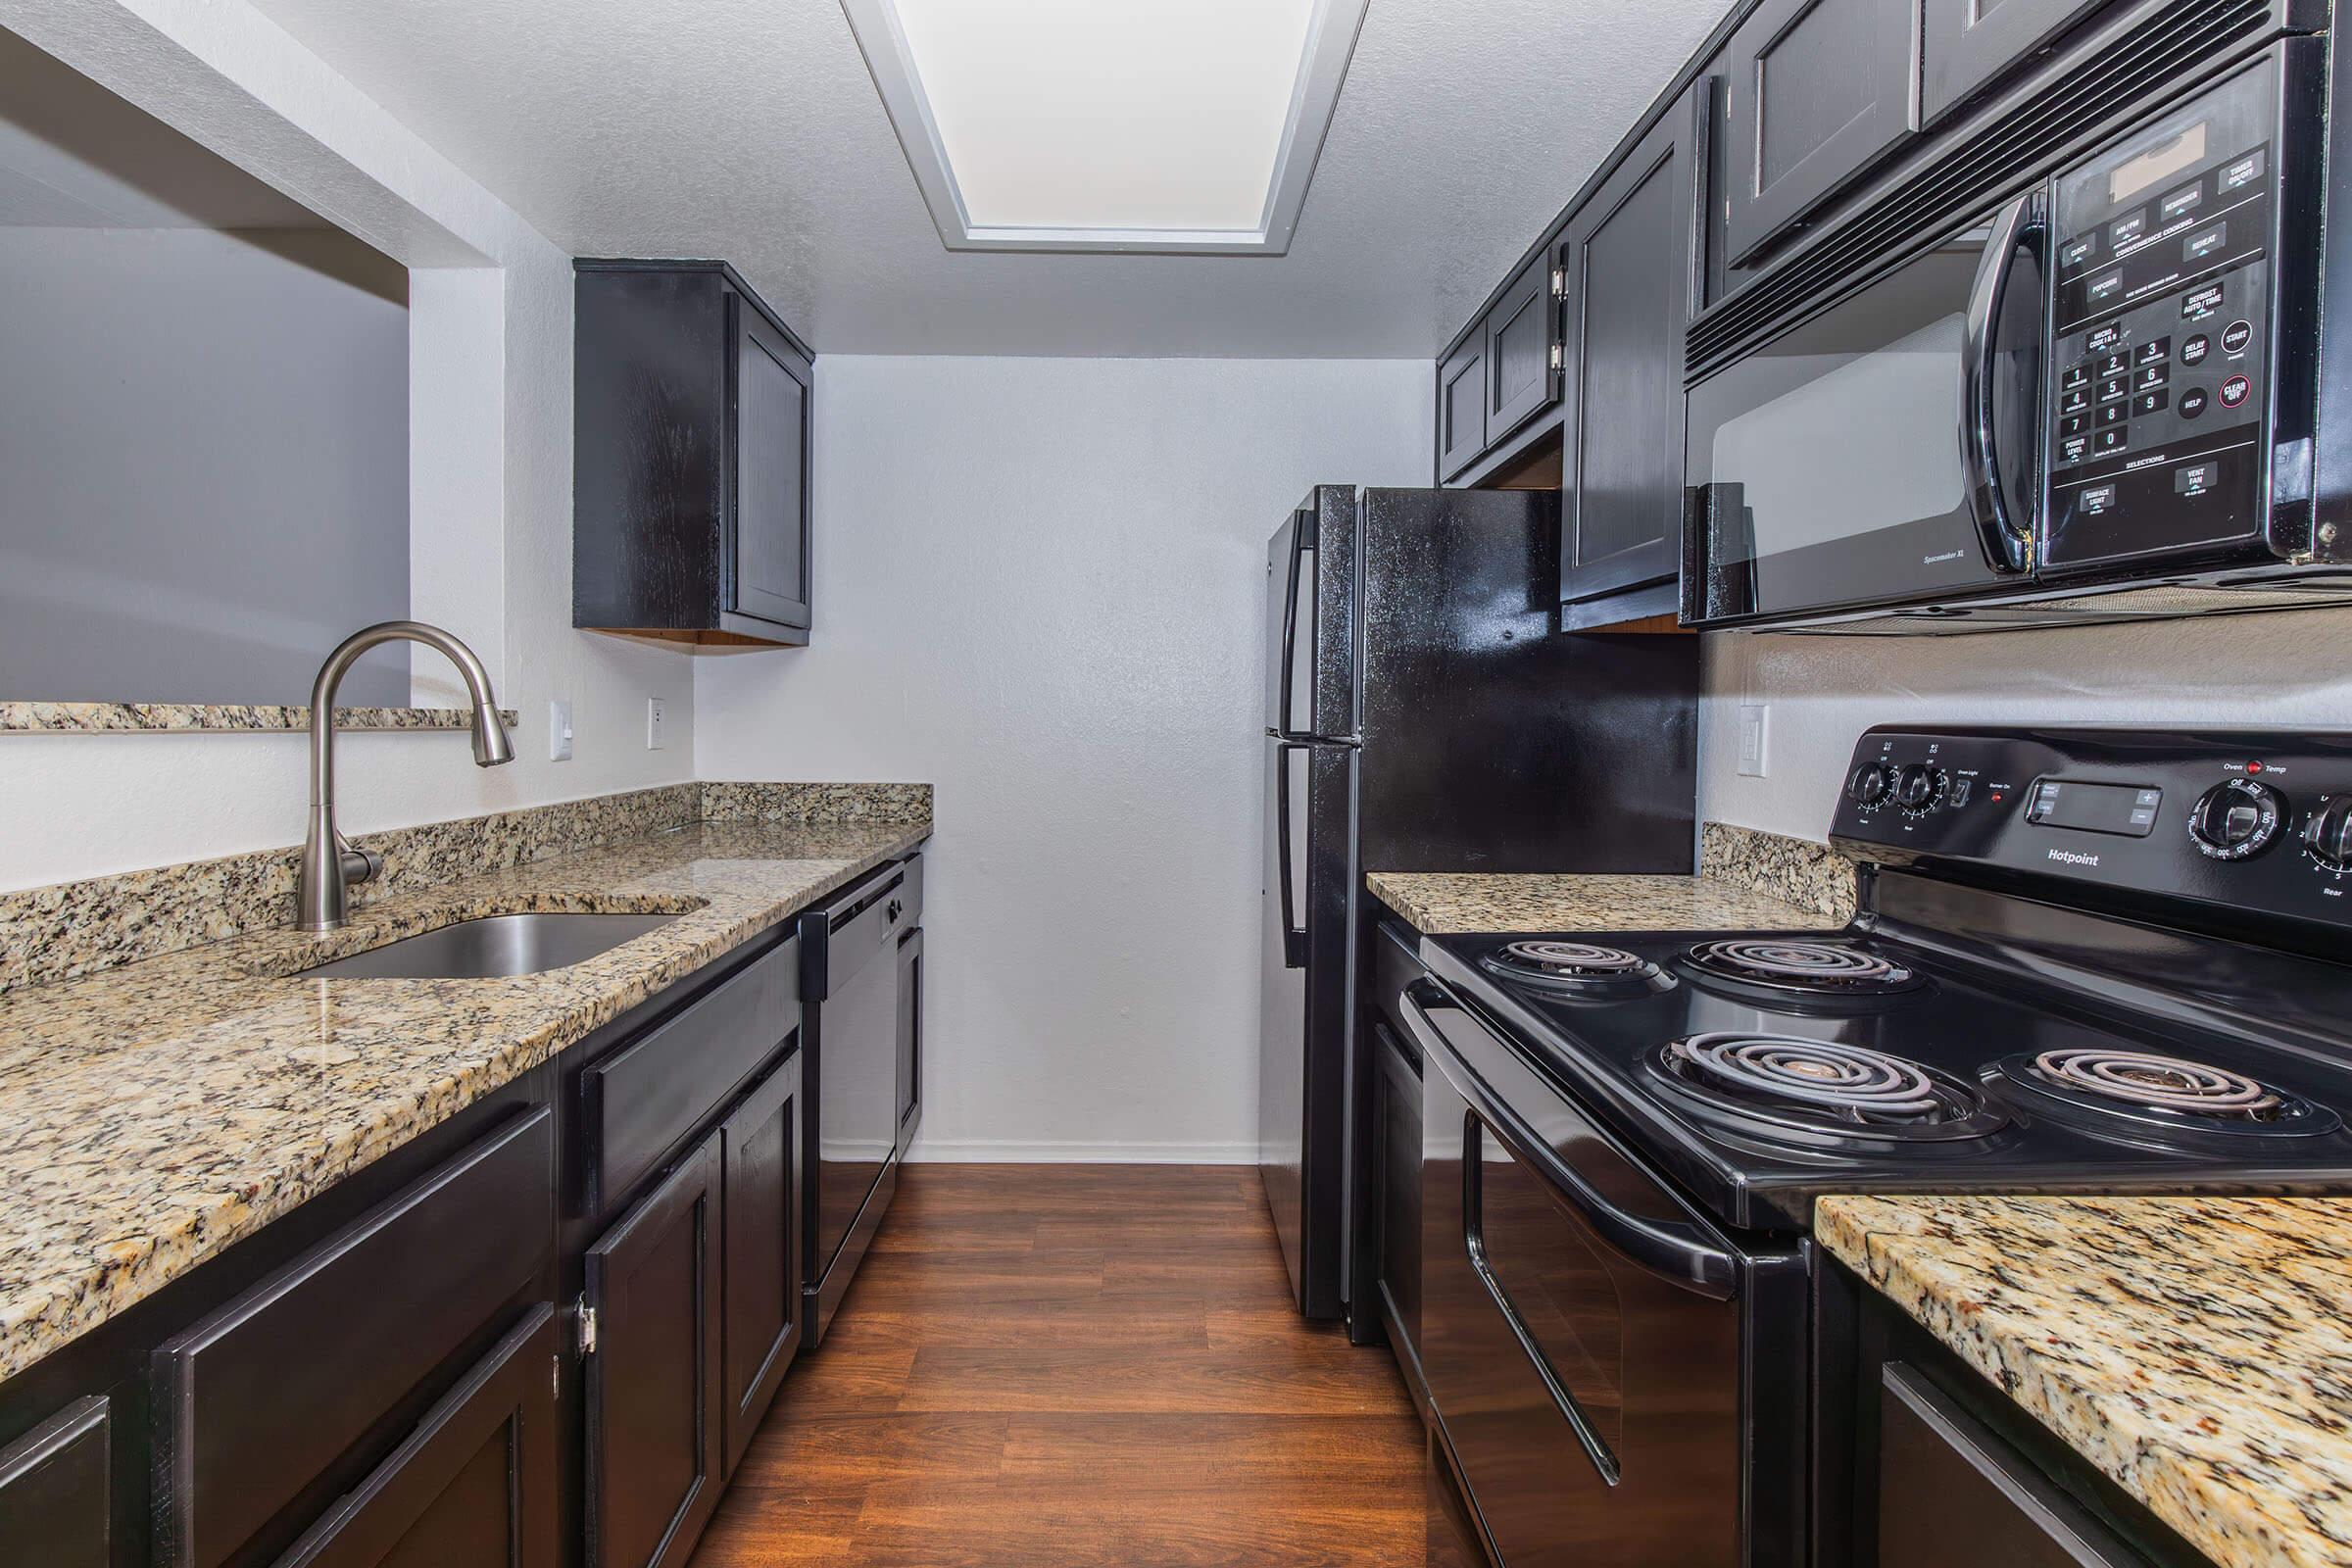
[335,836,383,889]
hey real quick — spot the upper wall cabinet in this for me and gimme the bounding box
[1719,0,1914,267]
[1557,94,1700,610]
[1437,340,1488,479]
[574,260,813,649]
[1483,257,1563,445]
[1919,0,2109,127]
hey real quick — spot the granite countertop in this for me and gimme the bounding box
[0,815,927,1382]
[1818,1194,2352,1568]
[1365,870,1841,935]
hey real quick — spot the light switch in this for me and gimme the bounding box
[549,700,573,761]
[1738,704,1769,778]
[646,697,669,751]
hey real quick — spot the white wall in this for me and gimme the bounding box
[1699,608,2352,841]
[0,0,694,891]
[0,226,412,707]
[696,356,1432,1161]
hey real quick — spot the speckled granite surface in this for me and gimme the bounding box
[0,808,929,1382]
[0,780,933,993]
[1818,1194,2352,1568]
[1365,870,1838,935]
[1699,822,1859,921]
[0,702,522,734]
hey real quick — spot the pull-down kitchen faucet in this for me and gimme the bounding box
[297,620,514,931]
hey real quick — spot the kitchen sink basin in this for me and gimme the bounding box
[297,911,681,980]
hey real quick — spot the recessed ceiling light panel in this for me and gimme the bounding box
[842,0,1369,255]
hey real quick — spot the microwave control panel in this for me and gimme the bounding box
[2043,66,2276,571]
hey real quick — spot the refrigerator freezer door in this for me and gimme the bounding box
[1265,488,1360,742]
[1258,734,1356,1319]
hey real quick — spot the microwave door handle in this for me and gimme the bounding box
[1401,985,1740,1300]
[1960,192,2044,573]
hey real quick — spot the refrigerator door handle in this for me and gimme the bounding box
[1275,741,1309,968]
[1274,525,1309,739]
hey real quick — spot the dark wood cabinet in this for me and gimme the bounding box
[0,1396,109,1568]
[1482,257,1562,443]
[1919,0,2107,127]
[154,1110,556,1568]
[896,926,924,1147]
[1719,0,1914,266]
[583,1135,724,1568]
[1437,340,1488,479]
[717,1051,803,1477]
[272,1307,560,1568]
[1557,95,1701,608]
[574,260,813,649]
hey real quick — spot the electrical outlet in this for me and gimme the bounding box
[1738,704,1769,778]
[549,700,573,762]
[645,697,668,751]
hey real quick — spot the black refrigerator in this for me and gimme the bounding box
[1257,485,1698,1320]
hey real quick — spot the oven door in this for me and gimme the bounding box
[1685,196,2046,627]
[1406,982,1756,1568]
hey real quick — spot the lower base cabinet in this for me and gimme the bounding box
[0,1396,110,1568]
[1368,1016,1426,1409]
[584,1137,724,1568]
[274,1306,560,1568]
[719,1051,804,1474]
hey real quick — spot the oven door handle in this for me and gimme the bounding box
[1400,985,1740,1301]
[1959,190,2045,574]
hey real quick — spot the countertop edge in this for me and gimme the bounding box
[1816,1195,2352,1568]
[0,821,929,1384]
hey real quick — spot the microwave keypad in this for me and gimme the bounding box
[2045,122,2273,567]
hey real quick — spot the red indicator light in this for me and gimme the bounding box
[2248,760,2266,773]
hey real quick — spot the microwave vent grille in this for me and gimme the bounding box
[1687,0,2278,381]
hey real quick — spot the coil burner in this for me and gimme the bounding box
[1681,939,1925,1004]
[1993,1047,2341,1142]
[1652,1033,2007,1146]
[1480,940,1672,999]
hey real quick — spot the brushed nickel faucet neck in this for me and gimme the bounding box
[297,620,513,932]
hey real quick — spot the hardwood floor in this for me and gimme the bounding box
[689,1164,1447,1567]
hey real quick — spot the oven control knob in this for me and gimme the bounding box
[1895,764,1944,812]
[2304,798,2352,869]
[1847,763,1894,808]
[2188,779,2283,859]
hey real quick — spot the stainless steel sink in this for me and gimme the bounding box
[297,911,680,980]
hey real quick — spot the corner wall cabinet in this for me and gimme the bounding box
[574,260,813,649]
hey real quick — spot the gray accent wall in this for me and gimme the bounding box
[0,225,410,705]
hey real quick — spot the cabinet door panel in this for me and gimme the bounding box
[1370,1021,1424,1401]
[273,1307,559,1568]
[1920,0,2106,126]
[1484,258,1560,439]
[585,1139,722,1568]
[1722,0,1913,265]
[0,1396,109,1568]
[728,300,812,630]
[1438,342,1488,479]
[896,927,924,1145]
[719,1052,803,1476]
[1560,103,1697,605]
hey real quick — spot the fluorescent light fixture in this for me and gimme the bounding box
[841,0,1370,255]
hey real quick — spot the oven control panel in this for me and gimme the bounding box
[2043,65,2277,572]
[1832,727,2352,930]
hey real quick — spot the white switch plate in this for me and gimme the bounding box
[549,699,573,761]
[1738,704,1769,778]
[646,697,669,751]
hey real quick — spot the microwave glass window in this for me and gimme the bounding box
[1703,308,1966,564]
[2108,122,2209,206]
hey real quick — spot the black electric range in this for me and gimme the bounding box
[1408,726,2352,1568]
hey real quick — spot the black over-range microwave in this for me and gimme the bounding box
[1683,41,2352,632]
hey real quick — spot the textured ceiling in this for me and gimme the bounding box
[242,0,1727,356]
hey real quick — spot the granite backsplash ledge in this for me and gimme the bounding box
[0,780,932,993]
[1700,822,1858,922]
